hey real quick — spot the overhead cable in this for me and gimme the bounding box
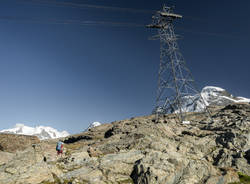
[9,0,207,22]
[14,0,154,14]
[0,16,244,39]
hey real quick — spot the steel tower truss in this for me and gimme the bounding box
[148,5,210,121]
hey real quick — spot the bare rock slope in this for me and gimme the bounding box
[0,103,250,184]
[0,133,40,153]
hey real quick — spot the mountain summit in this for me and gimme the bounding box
[179,86,250,112]
[0,124,69,140]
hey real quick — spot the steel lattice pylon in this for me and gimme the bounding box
[147,5,211,122]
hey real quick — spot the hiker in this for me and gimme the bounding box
[56,140,64,156]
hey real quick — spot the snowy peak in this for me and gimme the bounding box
[85,122,101,131]
[202,86,225,92]
[0,124,70,140]
[182,86,250,112]
[201,86,250,106]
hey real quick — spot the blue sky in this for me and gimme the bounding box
[0,0,249,133]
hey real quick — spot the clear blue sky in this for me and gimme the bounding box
[0,0,249,133]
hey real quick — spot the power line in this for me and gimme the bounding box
[12,0,154,14]
[8,0,209,22]
[0,16,145,27]
[0,15,246,40]
[177,27,241,39]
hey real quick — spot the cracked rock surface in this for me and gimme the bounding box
[0,103,250,184]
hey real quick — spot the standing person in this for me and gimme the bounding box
[56,140,64,157]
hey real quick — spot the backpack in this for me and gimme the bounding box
[56,141,63,151]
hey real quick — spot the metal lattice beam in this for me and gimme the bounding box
[147,5,212,122]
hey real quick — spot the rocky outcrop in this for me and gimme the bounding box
[0,103,250,183]
[0,133,40,153]
[0,151,14,167]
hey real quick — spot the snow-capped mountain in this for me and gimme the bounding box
[0,124,70,140]
[179,86,250,112]
[85,122,101,131]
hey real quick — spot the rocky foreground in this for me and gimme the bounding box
[0,103,250,184]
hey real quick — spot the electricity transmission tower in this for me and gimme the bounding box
[147,5,211,122]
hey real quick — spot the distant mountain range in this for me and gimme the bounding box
[0,86,249,139]
[0,124,69,140]
[154,86,250,114]
[0,121,102,140]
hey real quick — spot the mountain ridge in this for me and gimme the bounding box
[176,86,250,113]
[0,124,69,140]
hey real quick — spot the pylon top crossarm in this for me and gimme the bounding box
[158,12,182,19]
[146,6,182,29]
